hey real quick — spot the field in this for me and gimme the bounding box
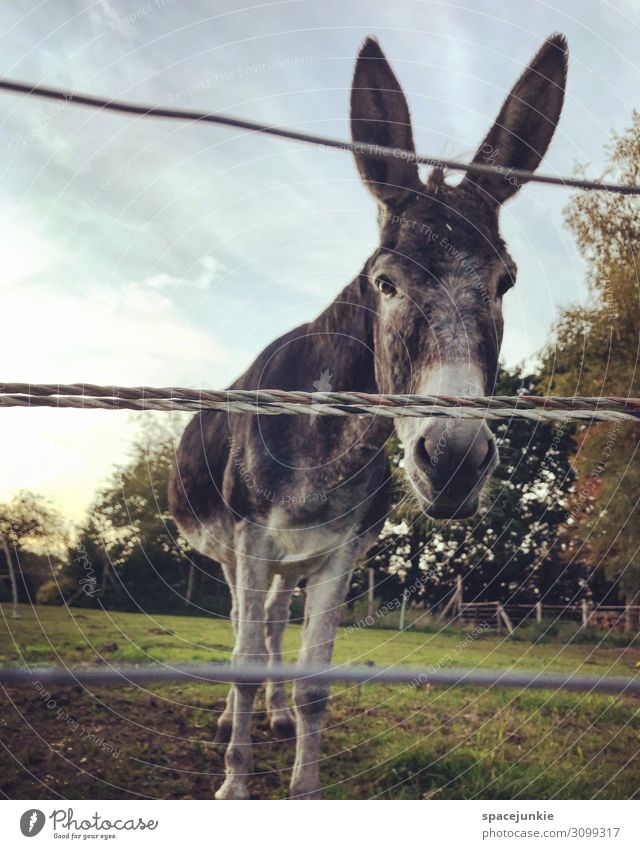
[1,604,639,800]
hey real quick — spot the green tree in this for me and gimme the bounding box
[73,417,230,615]
[540,111,640,601]
[0,491,69,603]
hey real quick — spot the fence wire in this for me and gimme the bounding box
[2,68,639,706]
[1,78,639,196]
[2,384,640,422]
[1,661,639,696]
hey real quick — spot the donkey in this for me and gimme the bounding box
[169,33,568,799]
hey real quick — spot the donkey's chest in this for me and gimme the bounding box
[222,406,393,547]
[248,437,389,519]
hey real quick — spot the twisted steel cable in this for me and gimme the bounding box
[1,383,640,422]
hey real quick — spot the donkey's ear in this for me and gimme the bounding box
[463,34,568,205]
[350,38,421,206]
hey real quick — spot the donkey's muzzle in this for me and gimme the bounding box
[411,418,497,518]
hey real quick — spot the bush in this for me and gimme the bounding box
[36,576,76,605]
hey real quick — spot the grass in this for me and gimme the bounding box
[1,603,639,799]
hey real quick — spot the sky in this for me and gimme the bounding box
[0,0,638,521]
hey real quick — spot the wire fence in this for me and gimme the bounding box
[2,384,638,696]
[2,660,639,696]
[1,75,638,701]
[2,384,640,422]
[1,78,639,196]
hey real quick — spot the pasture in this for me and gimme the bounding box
[1,604,639,799]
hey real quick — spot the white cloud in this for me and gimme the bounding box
[0,206,64,288]
[0,120,239,521]
[142,255,225,292]
[0,269,236,520]
[2,281,232,384]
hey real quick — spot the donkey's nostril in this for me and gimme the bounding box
[413,436,432,473]
[412,424,496,493]
[479,439,496,473]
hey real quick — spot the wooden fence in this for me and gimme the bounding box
[452,601,640,635]
[435,576,640,635]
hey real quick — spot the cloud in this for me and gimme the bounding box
[2,280,233,385]
[0,206,65,289]
[0,212,235,520]
[0,263,236,520]
[143,255,225,292]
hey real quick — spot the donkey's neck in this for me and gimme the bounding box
[303,274,377,393]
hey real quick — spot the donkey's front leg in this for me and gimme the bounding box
[265,573,297,739]
[215,531,269,800]
[289,550,355,799]
[215,562,237,743]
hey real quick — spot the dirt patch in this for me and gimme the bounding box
[0,685,292,799]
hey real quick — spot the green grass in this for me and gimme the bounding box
[1,603,639,799]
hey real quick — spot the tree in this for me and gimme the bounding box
[0,491,69,604]
[540,111,640,601]
[72,417,230,615]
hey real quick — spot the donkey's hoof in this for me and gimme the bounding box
[215,778,251,800]
[214,722,233,744]
[270,715,296,741]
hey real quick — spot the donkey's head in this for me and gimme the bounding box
[351,35,567,519]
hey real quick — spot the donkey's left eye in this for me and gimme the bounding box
[376,275,397,298]
[496,272,515,298]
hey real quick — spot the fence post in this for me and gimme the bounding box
[367,568,375,620]
[0,536,19,619]
[535,601,542,624]
[624,603,635,634]
[496,602,503,636]
[399,588,408,632]
[437,593,456,621]
[581,599,589,628]
[186,562,195,604]
[455,574,463,618]
[497,603,514,636]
